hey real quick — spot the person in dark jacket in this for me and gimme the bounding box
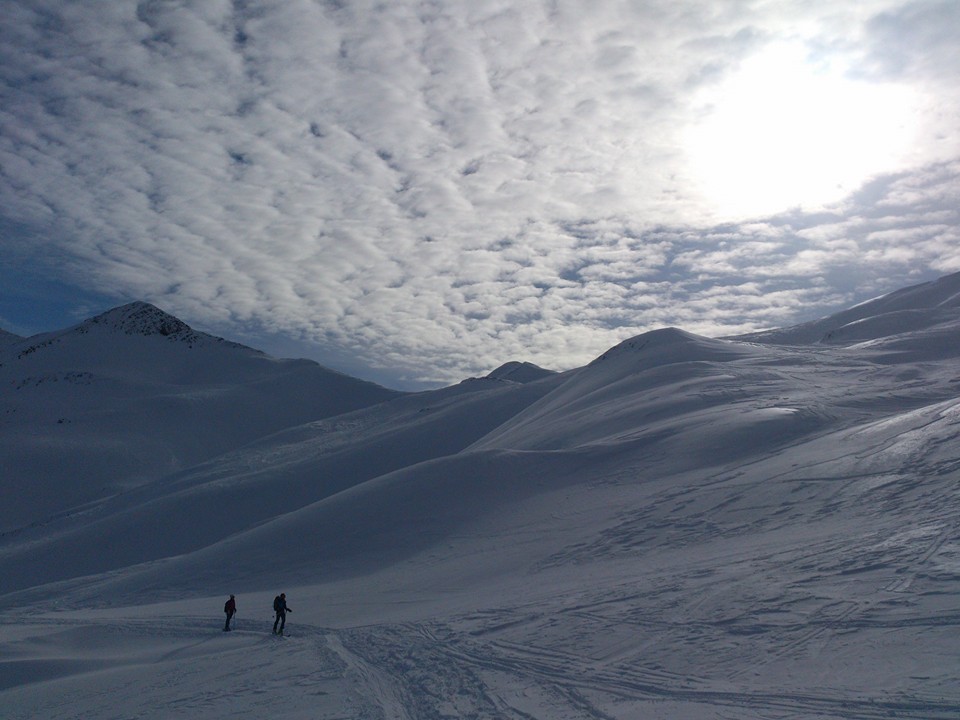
[224,594,237,631]
[272,592,291,635]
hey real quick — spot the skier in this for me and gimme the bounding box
[223,594,237,631]
[272,592,291,635]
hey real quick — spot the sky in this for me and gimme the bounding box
[1,0,959,389]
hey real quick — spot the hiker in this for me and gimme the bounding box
[272,592,292,635]
[224,594,237,631]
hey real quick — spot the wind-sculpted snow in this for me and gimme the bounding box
[469,328,813,452]
[0,376,563,595]
[2,274,960,718]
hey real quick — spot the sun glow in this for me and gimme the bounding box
[684,43,919,219]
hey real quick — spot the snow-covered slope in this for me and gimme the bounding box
[0,327,22,348]
[485,360,556,383]
[2,276,960,719]
[0,301,401,533]
[737,270,960,345]
[470,328,784,452]
[0,373,565,595]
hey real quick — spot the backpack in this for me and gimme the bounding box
[224,600,230,613]
[273,595,281,612]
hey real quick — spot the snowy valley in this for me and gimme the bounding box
[2,273,960,719]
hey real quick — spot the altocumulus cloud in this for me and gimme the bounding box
[1,0,959,387]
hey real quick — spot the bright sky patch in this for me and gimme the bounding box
[685,43,919,218]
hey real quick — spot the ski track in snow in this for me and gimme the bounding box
[2,600,959,719]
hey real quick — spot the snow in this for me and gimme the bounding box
[2,274,960,718]
[485,361,556,384]
[0,328,22,349]
[0,302,400,533]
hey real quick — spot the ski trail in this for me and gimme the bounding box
[333,619,960,720]
[325,632,414,720]
[4,607,959,719]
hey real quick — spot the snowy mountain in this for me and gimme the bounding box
[2,275,960,719]
[0,327,22,348]
[485,360,556,384]
[736,271,960,346]
[0,301,400,533]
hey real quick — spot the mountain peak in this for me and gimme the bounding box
[486,361,555,384]
[592,327,703,361]
[589,326,759,371]
[82,302,199,341]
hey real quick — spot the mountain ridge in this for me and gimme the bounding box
[0,301,403,535]
[735,269,960,345]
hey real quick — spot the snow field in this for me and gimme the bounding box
[3,275,960,718]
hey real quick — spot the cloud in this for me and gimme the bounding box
[1,1,959,387]
[861,0,960,82]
